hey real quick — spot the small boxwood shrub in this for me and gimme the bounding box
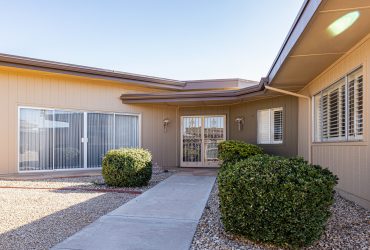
[218,155,338,248]
[102,148,152,187]
[218,140,263,164]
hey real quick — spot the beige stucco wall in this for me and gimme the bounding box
[230,96,298,157]
[298,35,370,209]
[0,66,179,174]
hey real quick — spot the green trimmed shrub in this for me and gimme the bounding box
[218,155,338,248]
[102,148,152,187]
[218,140,263,164]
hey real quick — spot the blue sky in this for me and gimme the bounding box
[0,0,304,81]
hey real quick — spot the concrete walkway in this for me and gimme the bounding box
[52,173,216,250]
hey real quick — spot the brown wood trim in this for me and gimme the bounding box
[121,83,265,103]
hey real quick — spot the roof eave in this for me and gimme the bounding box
[121,82,265,104]
[266,0,323,84]
[0,53,186,90]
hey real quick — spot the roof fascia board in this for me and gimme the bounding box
[266,0,323,84]
[122,91,264,104]
[121,82,265,103]
[0,61,185,90]
[0,53,186,89]
[122,83,262,99]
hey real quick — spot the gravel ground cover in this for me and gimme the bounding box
[0,170,174,250]
[191,183,370,250]
[0,170,173,192]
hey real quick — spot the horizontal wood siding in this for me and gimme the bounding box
[298,35,370,209]
[0,67,179,174]
[230,95,298,157]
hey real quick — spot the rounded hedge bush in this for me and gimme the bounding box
[218,155,338,248]
[218,140,264,165]
[102,148,152,187]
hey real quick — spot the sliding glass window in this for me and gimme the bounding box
[54,110,84,170]
[19,109,54,171]
[115,114,139,148]
[19,107,140,171]
[87,113,114,168]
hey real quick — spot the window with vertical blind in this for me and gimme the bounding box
[19,107,140,171]
[314,66,363,142]
[257,107,283,144]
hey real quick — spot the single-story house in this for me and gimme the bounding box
[0,0,369,209]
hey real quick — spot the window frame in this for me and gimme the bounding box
[17,106,141,172]
[313,65,364,143]
[257,107,284,145]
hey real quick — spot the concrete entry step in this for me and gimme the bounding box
[52,174,216,250]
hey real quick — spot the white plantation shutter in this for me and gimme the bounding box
[321,78,346,141]
[348,70,364,140]
[321,94,329,139]
[356,75,364,137]
[314,94,322,142]
[258,108,283,144]
[340,84,346,138]
[314,67,363,142]
[272,109,283,143]
[257,110,271,144]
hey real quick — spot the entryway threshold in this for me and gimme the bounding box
[52,174,216,250]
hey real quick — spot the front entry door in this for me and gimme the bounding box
[181,116,226,167]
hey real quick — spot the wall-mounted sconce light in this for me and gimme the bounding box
[163,118,170,132]
[235,117,244,131]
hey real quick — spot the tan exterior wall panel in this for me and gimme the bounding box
[229,96,298,157]
[0,68,179,174]
[297,97,310,160]
[298,35,370,209]
[178,97,298,161]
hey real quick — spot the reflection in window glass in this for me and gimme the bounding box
[115,114,139,148]
[19,109,53,171]
[87,113,114,168]
[54,110,84,169]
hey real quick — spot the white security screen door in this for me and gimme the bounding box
[181,116,226,167]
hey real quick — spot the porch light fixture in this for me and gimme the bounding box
[235,117,244,131]
[327,11,360,37]
[163,118,170,132]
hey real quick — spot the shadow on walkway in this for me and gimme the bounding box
[0,190,136,250]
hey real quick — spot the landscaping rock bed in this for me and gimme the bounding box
[0,169,174,192]
[191,183,370,250]
[0,170,174,250]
